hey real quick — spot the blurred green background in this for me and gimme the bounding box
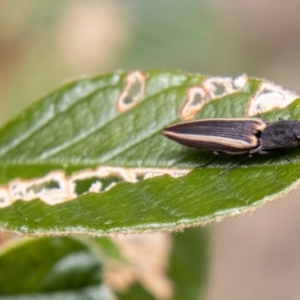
[2,0,300,127]
[1,1,300,299]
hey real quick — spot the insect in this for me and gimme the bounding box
[163,118,300,169]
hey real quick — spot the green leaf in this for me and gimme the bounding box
[0,71,299,235]
[93,237,125,262]
[168,227,208,300]
[0,228,208,299]
[117,283,156,300]
[108,228,208,300]
[0,237,111,299]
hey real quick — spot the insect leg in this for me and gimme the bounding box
[220,154,252,175]
[197,151,219,168]
[256,149,292,163]
[283,154,292,163]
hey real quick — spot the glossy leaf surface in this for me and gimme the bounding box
[0,71,299,235]
[0,228,207,300]
[0,237,108,299]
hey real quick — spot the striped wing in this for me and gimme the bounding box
[163,118,266,154]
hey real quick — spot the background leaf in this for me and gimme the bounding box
[168,228,208,300]
[0,228,208,300]
[0,236,111,299]
[0,71,299,235]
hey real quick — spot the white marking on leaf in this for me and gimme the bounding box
[0,189,12,208]
[8,171,69,205]
[203,76,246,98]
[89,181,102,193]
[180,87,209,120]
[104,182,117,191]
[117,71,146,112]
[247,81,298,116]
[0,167,190,207]
[233,74,248,89]
[180,75,248,120]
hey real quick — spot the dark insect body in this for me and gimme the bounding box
[163,118,300,156]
